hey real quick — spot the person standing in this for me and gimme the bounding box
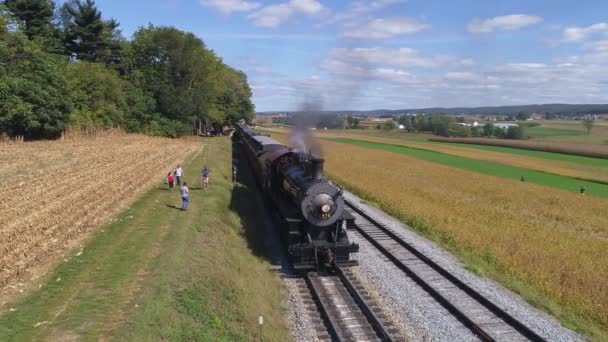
[580,186,586,195]
[175,165,184,186]
[202,166,210,189]
[167,172,175,190]
[181,182,190,211]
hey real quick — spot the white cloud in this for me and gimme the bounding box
[342,18,429,39]
[561,22,608,42]
[248,0,325,28]
[323,47,471,72]
[585,40,608,52]
[467,14,543,33]
[201,0,260,14]
[255,45,608,111]
[323,0,406,26]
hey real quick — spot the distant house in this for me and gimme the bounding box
[493,123,519,130]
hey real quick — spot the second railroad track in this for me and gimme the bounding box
[345,200,546,342]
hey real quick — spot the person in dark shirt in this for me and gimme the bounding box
[202,167,210,189]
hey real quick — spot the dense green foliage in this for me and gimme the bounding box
[0,0,253,139]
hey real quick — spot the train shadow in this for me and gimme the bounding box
[229,138,287,269]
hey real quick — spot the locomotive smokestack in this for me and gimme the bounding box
[312,157,324,180]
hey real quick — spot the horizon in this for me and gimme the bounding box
[254,103,608,114]
[94,0,608,111]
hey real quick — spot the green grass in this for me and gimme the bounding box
[0,138,288,341]
[527,126,587,138]
[330,138,608,198]
[440,143,608,167]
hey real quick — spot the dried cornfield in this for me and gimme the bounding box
[0,134,201,298]
[270,131,608,335]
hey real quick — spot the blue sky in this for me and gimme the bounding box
[92,0,608,111]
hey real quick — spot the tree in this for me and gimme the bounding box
[516,111,530,121]
[346,115,360,129]
[505,126,526,140]
[0,31,72,139]
[582,118,595,135]
[61,0,122,64]
[64,62,129,128]
[4,0,55,40]
[483,123,494,137]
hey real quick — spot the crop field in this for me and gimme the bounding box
[0,134,200,302]
[526,126,587,138]
[332,134,608,184]
[270,131,608,338]
[429,136,608,159]
[332,138,608,197]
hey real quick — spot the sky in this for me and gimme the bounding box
[91,0,608,112]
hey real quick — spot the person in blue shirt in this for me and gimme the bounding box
[180,182,189,211]
[202,166,210,189]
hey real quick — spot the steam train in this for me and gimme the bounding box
[234,124,359,270]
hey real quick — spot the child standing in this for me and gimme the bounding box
[167,172,175,190]
[202,166,210,189]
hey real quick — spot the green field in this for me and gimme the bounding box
[441,142,608,167]
[526,126,587,138]
[0,138,288,341]
[331,138,608,198]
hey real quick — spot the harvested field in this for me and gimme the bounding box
[270,131,608,338]
[0,134,201,299]
[429,137,608,159]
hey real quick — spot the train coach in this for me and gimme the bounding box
[234,124,358,270]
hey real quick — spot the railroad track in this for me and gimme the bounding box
[345,200,546,342]
[302,267,397,341]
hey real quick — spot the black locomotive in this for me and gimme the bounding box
[234,124,358,270]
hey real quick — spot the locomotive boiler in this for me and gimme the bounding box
[234,124,358,270]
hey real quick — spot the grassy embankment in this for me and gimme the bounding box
[330,138,608,197]
[0,138,288,341]
[270,131,608,340]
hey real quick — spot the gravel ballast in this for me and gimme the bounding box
[344,191,584,342]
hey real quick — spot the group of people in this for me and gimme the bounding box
[166,165,210,211]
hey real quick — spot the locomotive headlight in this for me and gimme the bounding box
[321,204,331,213]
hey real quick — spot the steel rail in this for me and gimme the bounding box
[345,200,545,342]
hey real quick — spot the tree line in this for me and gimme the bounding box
[0,0,253,140]
[397,115,527,139]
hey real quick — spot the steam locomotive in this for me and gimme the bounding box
[234,124,359,270]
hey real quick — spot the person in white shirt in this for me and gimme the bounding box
[180,182,189,211]
[175,165,184,186]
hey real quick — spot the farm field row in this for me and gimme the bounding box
[269,131,608,339]
[333,133,608,184]
[331,138,608,197]
[261,127,608,184]
[0,138,289,341]
[0,134,200,303]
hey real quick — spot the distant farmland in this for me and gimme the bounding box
[332,138,608,197]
